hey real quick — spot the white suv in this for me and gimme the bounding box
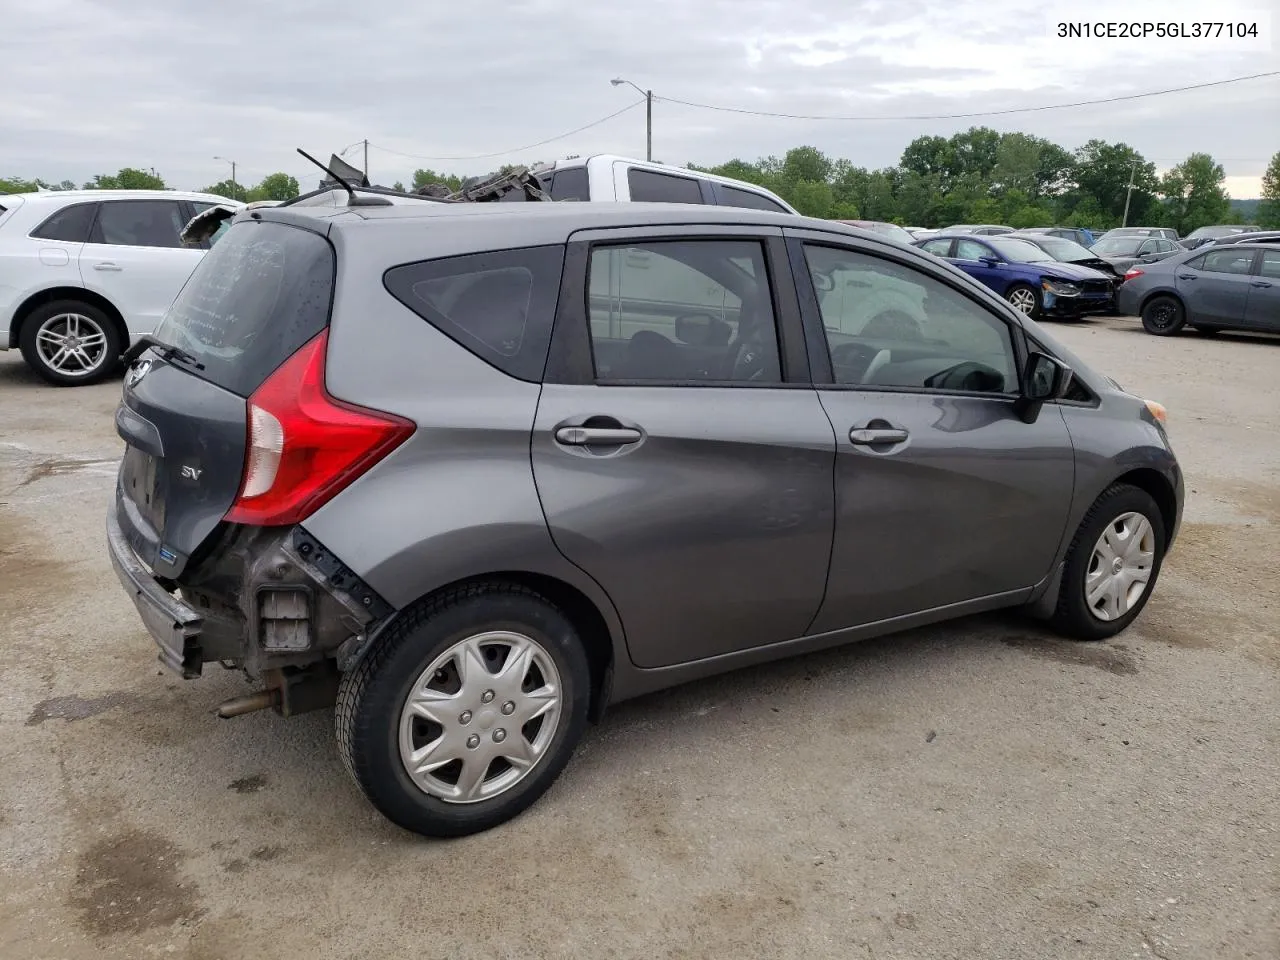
[0,189,239,385]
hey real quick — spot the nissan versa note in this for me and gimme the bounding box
[108,200,1183,838]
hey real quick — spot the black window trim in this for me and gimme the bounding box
[785,231,1032,401]
[710,181,791,214]
[543,228,811,389]
[624,167,712,206]
[27,200,101,243]
[382,242,567,384]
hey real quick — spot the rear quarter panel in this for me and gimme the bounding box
[300,224,628,646]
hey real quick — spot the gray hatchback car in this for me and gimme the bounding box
[108,200,1183,837]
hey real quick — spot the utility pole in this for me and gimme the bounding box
[1121,158,1138,226]
[363,139,369,181]
[214,156,238,198]
[611,78,653,161]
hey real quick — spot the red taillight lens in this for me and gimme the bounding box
[1124,267,1144,280]
[224,330,415,526]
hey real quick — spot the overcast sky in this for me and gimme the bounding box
[3,0,1276,197]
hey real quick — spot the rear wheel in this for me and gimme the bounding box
[336,583,590,838]
[1140,295,1185,336]
[1049,484,1166,641]
[1005,283,1041,320]
[18,300,121,386]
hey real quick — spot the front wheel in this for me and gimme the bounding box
[336,584,591,838]
[18,300,122,386]
[1141,295,1185,336]
[1005,283,1041,320]
[1049,484,1166,641]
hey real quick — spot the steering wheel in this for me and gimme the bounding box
[861,348,892,385]
[729,329,771,381]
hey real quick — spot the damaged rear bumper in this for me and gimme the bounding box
[107,504,394,682]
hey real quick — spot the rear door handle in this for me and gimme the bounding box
[93,262,122,271]
[555,426,643,446]
[1252,280,1273,288]
[850,427,909,445]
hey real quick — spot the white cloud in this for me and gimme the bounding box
[1,0,1275,196]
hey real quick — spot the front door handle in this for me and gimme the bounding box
[1252,280,1273,288]
[92,262,122,271]
[850,427,909,445]
[1177,274,1196,280]
[555,426,643,446]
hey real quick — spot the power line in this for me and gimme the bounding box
[653,70,1280,122]
[366,99,646,163]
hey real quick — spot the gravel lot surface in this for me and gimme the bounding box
[1,316,1276,960]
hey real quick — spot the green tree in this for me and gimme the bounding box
[900,136,957,190]
[1072,140,1158,224]
[895,171,941,225]
[392,180,406,193]
[203,179,248,202]
[949,127,1002,181]
[1258,151,1280,228]
[83,167,166,190]
[0,176,41,194]
[992,134,1041,196]
[248,172,300,202]
[412,168,464,192]
[1160,153,1231,234]
[789,180,834,218]
[781,146,832,187]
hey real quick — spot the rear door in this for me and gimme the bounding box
[1176,247,1256,325]
[81,199,206,339]
[531,225,835,668]
[23,199,98,291]
[114,218,335,578]
[1244,248,1280,330]
[785,230,1074,631]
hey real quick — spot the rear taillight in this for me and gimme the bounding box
[1124,267,1144,280]
[224,330,415,526]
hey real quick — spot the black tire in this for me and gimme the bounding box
[1005,283,1042,321]
[18,299,122,386]
[336,583,591,838]
[1049,483,1167,642]
[1140,295,1185,336]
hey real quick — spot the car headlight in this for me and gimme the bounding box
[1042,278,1082,296]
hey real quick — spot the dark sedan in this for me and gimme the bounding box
[1197,230,1280,248]
[915,234,1115,320]
[1117,243,1280,335]
[1019,226,1099,248]
[1090,235,1183,275]
[832,219,916,244]
[1180,225,1261,250]
[1008,232,1127,282]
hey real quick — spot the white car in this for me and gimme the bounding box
[0,189,240,385]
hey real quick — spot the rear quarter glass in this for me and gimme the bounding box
[152,220,335,397]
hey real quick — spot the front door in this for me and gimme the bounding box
[788,233,1076,632]
[531,229,835,668]
[952,237,1007,294]
[80,199,205,340]
[1244,248,1280,330]
[1177,246,1257,326]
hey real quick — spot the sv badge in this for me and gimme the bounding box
[180,464,202,481]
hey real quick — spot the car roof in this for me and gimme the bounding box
[6,188,239,205]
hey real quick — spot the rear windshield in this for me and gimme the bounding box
[152,219,334,397]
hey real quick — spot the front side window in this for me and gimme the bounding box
[586,239,780,383]
[804,243,1016,394]
[626,169,705,204]
[955,239,990,261]
[1200,249,1255,275]
[91,200,186,248]
[385,245,566,382]
[30,202,98,242]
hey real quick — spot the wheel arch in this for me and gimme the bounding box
[1112,467,1179,548]
[1137,287,1184,318]
[9,286,128,348]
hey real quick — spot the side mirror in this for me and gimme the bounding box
[979,256,1001,267]
[1015,352,1074,423]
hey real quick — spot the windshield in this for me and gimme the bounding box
[866,222,914,243]
[1092,237,1144,256]
[1030,237,1095,261]
[988,238,1053,262]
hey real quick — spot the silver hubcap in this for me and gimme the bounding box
[398,631,562,804]
[1008,288,1037,314]
[1085,511,1156,621]
[35,313,109,376]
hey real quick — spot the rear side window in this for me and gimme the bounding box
[384,245,565,382]
[153,221,335,397]
[30,202,98,242]
[627,169,705,204]
[549,167,590,201]
[91,200,186,248]
[717,184,789,213]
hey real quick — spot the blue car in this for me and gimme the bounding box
[914,234,1116,320]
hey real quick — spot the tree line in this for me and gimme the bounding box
[5,130,1279,233]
